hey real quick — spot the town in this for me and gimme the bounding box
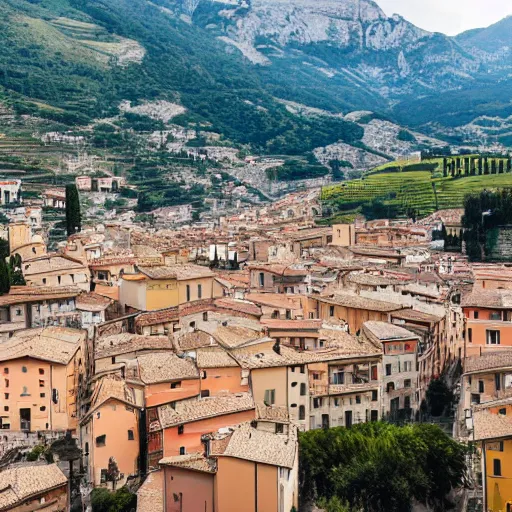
[0,168,510,512]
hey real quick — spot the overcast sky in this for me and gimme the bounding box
[377,0,512,35]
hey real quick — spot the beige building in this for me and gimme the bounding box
[332,224,356,247]
[0,327,87,432]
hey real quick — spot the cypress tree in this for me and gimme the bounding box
[65,184,81,236]
[0,259,11,295]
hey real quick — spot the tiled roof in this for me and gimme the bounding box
[0,285,81,306]
[195,347,239,368]
[249,264,308,277]
[473,410,512,441]
[245,293,303,310]
[464,352,512,374]
[175,330,217,351]
[135,307,179,327]
[138,264,214,281]
[0,327,85,365]
[348,273,408,287]
[212,422,297,469]
[158,393,254,428]
[256,404,290,423]
[390,309,444,324]
[214,298,262,318]
[209,325,266,349]
[90,257,136,268]
[137,352,199,383]
[462,290,512,309]
[363,321,420,342]
[262,319,322,331]
[314,293,403,313]
[90,376,136,412]
[95,334,171,359]
[474,397,512,411]
[328,382,380,396]
[0,464,67,511]
[159,454,216,473]
[23,255,86,276]
[137,471,163,512]
[76,292,112,312]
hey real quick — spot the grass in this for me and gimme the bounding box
[321,158,512,222]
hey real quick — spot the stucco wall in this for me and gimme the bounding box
[164,466,214,512]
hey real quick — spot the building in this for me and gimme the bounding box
[0,327,87,431]
[0,463,68,512]
[42,189,66,209]
[120,265,216,312]
[76,176,125,192]
[362,321,421,420]
[0,180,21,205]
[249,264,309,294]
[90,256,136,301]
[76,292,113,335]
[462,290,512,357]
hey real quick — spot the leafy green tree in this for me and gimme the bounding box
[91,487,136,512]
[426,378,453,417]
[65,185,81,236]
[0,258,11,295]
[0,239,9,260]
[9,254,25,286]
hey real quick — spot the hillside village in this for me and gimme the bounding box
[0,165,511,512]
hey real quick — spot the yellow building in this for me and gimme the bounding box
[473,406,512,512]
[0,327,87,432]
[119,265,216,311]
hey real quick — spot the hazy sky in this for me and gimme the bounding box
[378,0,512,35]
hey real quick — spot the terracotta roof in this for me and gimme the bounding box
[214,298,262,318]
[0,464,67,511]
[137,264,214,281]
[256,404,290,423]
[249,264,308,277]
[209,325,266,349]
[76,292,112,312]
[462,290,512,309]
[474,397,512,411]
[23,255,86,276]
[212,422,297,469]
[245,293,303,310]
[137,471,163,512]
[464,352,512,374]
[135,307,179,328]
[90,257,136,268]
[262,319,322,331]
[314,293,403,313]
[0,327,85,365]
[390,309,444,324]
[195,347,239,368]
[95,334,171,359]
[0,286,81,306]
[159,454,216,474]
[158,393,254,428]
[348,273,408,287]
[137,352,199,383]
[363,321,420,342]
[90,376,136,412]
[175,331,217,351]
[473,410,512,441]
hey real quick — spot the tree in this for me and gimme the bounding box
[106,457,120,490]
[65,184,81,236]
[0,239,9,260]
[9,254,25,286]
[0,258,11,295]
[91,487,137,512]
[426,378,453,417]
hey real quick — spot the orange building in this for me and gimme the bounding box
[0,327,86,432]
[80,376,142,488]
[462,290,512,357]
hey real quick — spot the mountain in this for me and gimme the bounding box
[1,0,512,154]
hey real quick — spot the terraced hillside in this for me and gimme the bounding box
[321,157,512,223]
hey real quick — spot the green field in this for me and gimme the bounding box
[321,157,512,222]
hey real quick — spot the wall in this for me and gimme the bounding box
[145,379,200,408]
[162,409,255,456]
[484,438,512,512]
[465,307,512,349]
[9,485,68,512]
[251,367,288,407]
[164,465,214,512]
[332,224,355,247]
[200,367,248,396]
[146,279,179,311]
[177,276,215,305]
[120,279,147,311]
[287,366,309,430]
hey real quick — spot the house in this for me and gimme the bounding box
[80,376,142,488]
[0,180,21,205]
[0,463,68,512]
[462,290,512,357]
[76,176,125,192]
[90,256,136,301]
[136,470,163,512]
[307,293,403,334]
[249,264,309,294]
[9,222,47,261]
[76,292,113,335]
[42,189,66,209]
[0,286,82,340]
[362,321,421,420]
[0,327,87,431]
[245,293,304,320]
[22,254,90,291]
[261,319,323,350]
[120,265,216,312]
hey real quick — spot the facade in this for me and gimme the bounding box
[249,265,308,294]
[0,180,21,205]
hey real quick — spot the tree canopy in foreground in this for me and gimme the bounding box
[300,422,467,512]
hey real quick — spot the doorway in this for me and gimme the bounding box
[20,408,31,431]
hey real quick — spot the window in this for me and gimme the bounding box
[100,470,107,483]
[52,389,58,404]
[286,309,291,320]
[198,284,202,299]
[275,423,284,434]
[291,382,297,387]
[404,361,412,372]
[42,278,47,285]
[299,405,306,420]
[111,357,116,364]
[356,395,361,404]
[404,379,411,388]
[494,459,502,477]
[15,309,21,317]
[329,305,335,317]
[313,373,320,381]
[40,393,45,398]
[371,366,378,381]
[490,312,502,321]
[39,369,44,375]
[264,389,276,405]
[171,382,182,389]
[2,368,7,374]
[21,366,27,373]
[40,406,46,412]
[499,408,507,416]
[496,373,502,391]
[259,273,265,287]
[39,380,44,388]
[179,447,186,455]
[4,380,8,388]
[201,390,210,398]
[127,429,135,440]
[313,398,323,409]
[334,398,339,407]
[468,328,473,343]
[479,380,485,393]
[4,393,8,400]
[487,330,501,345]
[404,396,411,409]
[300,383,307,396]
[96,435,106,447]
[372,390,378,401]
[300,365,305,374]
[385,364,392,376]
[186,285,191,302]
[474,311,479,319]
[3,406,8,412]
[177,425,184,435]
[332,371,345,385]
[371,410,378,422]
[203,312,208,322]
